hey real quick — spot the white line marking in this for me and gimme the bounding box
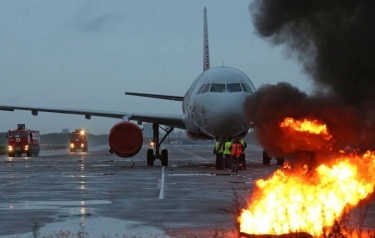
[158,166,165,199]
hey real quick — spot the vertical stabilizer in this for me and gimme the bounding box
[203,7,210,72]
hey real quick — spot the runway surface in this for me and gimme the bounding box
[0,144,374,238]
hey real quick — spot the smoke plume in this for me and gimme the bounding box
[245,0,375,161]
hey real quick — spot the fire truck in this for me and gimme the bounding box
[69,129,88,152]
[6,124,40,157]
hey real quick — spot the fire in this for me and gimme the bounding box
[280,117,332,140]
[239,117,375,236]
[239,130,375,237]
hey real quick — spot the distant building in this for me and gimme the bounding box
[61,128,69,133]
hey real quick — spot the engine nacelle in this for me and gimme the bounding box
[108,121,143,158]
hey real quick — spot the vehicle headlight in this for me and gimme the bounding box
[8,146,13,151]
[25,145,29,150]
[70,143,74,148]
[81,143,84,148]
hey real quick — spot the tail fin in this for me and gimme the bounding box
[203,7,210,72]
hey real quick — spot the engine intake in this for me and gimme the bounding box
[108,121,143,158]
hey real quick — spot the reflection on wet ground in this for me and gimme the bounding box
[0,145,373,237]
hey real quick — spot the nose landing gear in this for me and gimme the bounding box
[147,123,174,167]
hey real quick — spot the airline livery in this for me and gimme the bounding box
[0,7,256,167]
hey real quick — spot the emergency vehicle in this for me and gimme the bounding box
[6,124,40,157]
[69,129,88,152]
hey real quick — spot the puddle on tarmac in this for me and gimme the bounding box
[0,200,111,210]
[0,217,169,238]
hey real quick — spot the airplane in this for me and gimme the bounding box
[0,7,256,167]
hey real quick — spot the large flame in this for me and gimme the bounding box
[280,117,332,140]
[239,118,375,236]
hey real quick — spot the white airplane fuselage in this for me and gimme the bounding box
[182,66,255,139]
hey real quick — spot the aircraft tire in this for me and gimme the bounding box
[147,149,154,166]
[262,150,271,165]
[276,157,285,166]
[161,149,168,166]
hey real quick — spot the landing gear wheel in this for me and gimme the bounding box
[160,149,168,166]
[262,151,271,165]
[147,149,154,166]
[276,157,285,166]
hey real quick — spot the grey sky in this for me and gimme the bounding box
[0,0,312,134]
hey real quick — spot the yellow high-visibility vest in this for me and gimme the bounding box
[215,142,223,153]
[224,141,232,155]
[240,139,246,154]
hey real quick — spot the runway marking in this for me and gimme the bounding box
[178,148,207,161]
[158,166,165,200]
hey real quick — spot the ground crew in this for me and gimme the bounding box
[239,138,247,170]
[223,137,232,170]
[229,136,243,175]
[213,138,224,170]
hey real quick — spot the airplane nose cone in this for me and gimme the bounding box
[193,93,249,137]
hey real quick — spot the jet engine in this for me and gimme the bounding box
[108,121,143,158]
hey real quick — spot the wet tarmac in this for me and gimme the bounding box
[0,144,374,238]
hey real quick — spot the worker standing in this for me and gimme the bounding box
[239,138,247,170]
[230,136,243,175]
[222,137,232,170]
[213,138,224,170]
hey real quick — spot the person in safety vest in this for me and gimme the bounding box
[222,137,232,170]
[213,137,224,170]
[229,136,243,175]
[239,138,247,170]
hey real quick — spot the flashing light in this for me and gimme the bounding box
[80,130,85,135]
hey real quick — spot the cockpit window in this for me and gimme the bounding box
[197,84,206,94]
[241,83,253,93]
[227,83,242,92]
[201,84,210,94]
[210,84,226,92]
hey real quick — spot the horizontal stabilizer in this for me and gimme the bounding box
[125,92,184,101]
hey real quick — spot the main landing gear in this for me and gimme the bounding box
[147,123,174,167]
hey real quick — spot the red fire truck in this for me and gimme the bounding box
[7,124,41,157]
[69,129,88,152]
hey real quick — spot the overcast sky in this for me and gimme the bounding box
[0,0,312,134]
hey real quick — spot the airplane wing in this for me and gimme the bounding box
[0,105,186,129]
[125,92,184,101]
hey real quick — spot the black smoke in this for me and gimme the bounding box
[245,1,375,161]
[250,0,375,106]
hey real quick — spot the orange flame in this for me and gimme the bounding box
[239,153,375,236]
[280,117,332,140]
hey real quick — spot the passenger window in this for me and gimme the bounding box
[227,83,242,92]
[210,84,226,92]
[241,83,253,93]
[197,84,206,94]
[201,84,211,94]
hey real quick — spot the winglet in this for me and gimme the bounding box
[203,7,210,72]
